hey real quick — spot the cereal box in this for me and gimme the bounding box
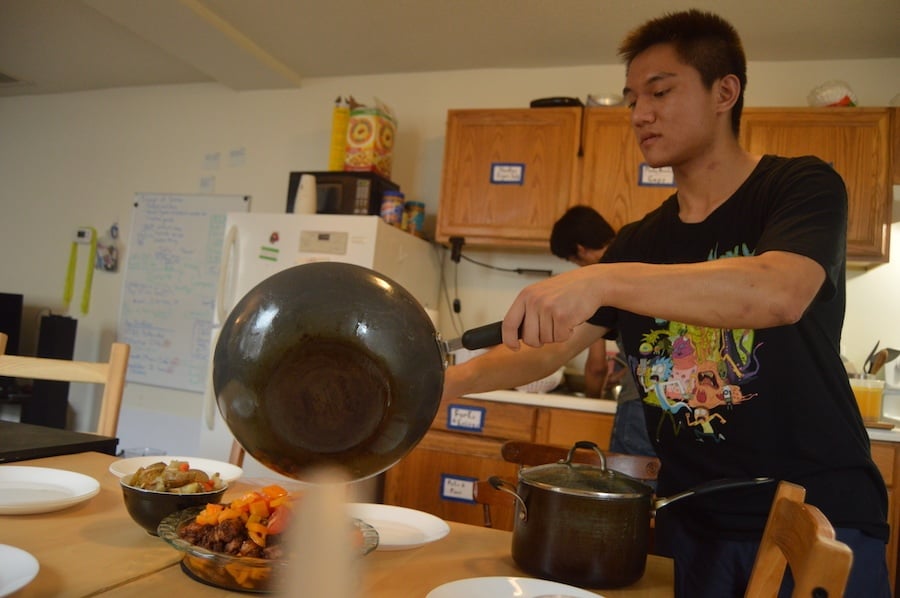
[344,99,396,179]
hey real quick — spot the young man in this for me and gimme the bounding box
[443,10,890,596]
[550,206,656,457]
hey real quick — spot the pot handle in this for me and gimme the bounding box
[489,476,528,521]
[653,476,774,512]
[567,440,607,473]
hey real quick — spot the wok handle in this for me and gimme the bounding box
[489,476,528,521]
[654,477,774,511]
[460,321,504,350]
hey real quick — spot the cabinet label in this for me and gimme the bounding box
[447,404,486,432]
[639,163,676,187]
[440,474,477,503]
[490,162,525,185]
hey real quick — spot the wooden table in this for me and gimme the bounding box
[1,453,674,597]
[0,420,118,463]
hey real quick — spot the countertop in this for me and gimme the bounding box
[467,390,900,443]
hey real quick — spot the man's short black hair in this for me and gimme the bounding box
[550,206,616,260]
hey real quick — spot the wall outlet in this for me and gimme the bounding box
[74,227,93,244]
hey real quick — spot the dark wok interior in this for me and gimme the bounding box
[213,262,444,481]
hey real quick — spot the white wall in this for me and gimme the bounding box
[1,58,897,456]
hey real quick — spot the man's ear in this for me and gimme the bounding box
[575,244,589,261]
[716,74,741,112]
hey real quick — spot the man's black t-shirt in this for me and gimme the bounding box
[589,154,888,541]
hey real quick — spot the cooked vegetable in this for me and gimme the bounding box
[124,460,225,493]
[190,484,293,551]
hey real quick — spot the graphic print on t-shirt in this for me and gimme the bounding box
[633,243,763,443]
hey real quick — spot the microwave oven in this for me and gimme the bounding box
[286,171,400,215]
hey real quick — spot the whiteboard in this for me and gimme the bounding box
[119,193,250,393]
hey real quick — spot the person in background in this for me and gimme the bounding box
[443,9,889,597]
[550,206,656,457]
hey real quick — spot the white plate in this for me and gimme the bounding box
[0,545,39,597]
[426,576,602,598]
[346,503,450,551]
[108,456,243,484]
[0,466,100,515]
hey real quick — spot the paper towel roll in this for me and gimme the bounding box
[295,174,317,214]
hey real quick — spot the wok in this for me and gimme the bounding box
[212,262,500,481]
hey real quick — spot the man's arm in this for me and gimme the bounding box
[583,340,609,398]
[441,322,607,401]
[502,250,825,349]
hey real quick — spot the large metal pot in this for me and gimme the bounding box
[212,262,450,481]
[490,441,772,588]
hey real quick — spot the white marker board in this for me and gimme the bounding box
[119,193,250,392]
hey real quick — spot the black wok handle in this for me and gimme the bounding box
[460,321,505,350]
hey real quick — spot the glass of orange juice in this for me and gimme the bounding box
[850,377,885,422]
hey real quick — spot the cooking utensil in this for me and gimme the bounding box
[869,348,900,376]
[490,440,773,588]
[212,262,505,482]
[864,341,881,376]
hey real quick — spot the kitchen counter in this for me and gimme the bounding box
[467,390,900,443]
[466,389,617,413]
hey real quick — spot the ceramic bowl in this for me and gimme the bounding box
[120,480,226,535]
[158,506,379,593]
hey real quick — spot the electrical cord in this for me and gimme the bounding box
[459,253,553,277]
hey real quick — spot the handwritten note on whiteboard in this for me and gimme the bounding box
[119,193,249,393]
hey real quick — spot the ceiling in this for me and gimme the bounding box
[1,0,899,98]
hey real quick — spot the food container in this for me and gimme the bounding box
[402,201,425,236]
[121,480,226,536]
[158,506,379,593]
[380,190,405,226]
[344,101,396,178]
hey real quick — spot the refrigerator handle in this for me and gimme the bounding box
[204,326,221,430]
[216,224,239,325]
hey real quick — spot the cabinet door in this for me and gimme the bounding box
[382,431,519,530]
[535,408,614,449]
[740,108,892,265]
[436,108,581,247]
[580,108,673,230]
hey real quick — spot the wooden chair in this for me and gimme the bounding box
[745,481,853,597]
[0,332,130,437]
[473,479,514,528]
[229,439,245,466]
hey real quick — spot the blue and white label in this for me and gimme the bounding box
[490,162,525,185]
[639,163,676,187]
[447,404,486,432]
[440,474,477,503]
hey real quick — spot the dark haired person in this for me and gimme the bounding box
[550,206,656,458]
[444,10,889,596]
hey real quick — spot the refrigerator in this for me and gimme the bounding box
[197,213,441,489]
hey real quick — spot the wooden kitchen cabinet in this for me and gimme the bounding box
[437,106,894,266]
[435,108,582,247]
[740,108,893,265]
[870,440,899,592]
[382,395,614,532]
[579,108,673,231]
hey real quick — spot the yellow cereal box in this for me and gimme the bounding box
[344,99,396,179]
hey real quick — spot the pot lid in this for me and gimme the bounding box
[519,461,652,499]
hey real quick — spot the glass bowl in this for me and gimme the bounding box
[158,505,379,593]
